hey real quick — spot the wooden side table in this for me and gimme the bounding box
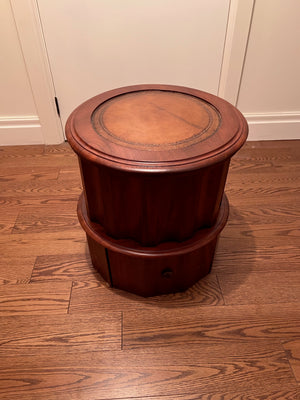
[66,84,248,296]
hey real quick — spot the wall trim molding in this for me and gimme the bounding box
[218,0,255,105]
[10,0,64,144]
[245,112,300,124]
[245,112,300,140]
[0,115,43,145]
[0,115,40,128]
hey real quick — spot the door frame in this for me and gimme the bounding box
[10,0,64,144]
[10,0,254,144]
[218,0,255,105]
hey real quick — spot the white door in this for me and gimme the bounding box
[37,0,230,135]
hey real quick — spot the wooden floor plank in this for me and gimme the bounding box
[57,168,81,182]
[217,271,300,305]
[0,196,78,209]
[222,224,299,241]
[229,158,300,175]
[122,303,300,349]
[0,144,45,156]
[31,253,105,287]
[213,238,300,273]
[0,153,78,170]
[12,209,80,234]
[0,343,296,400]
[0,168,59,182]
[241,139,299,150]
[225,206,300,240]
[43,142,73,154]
[225,183,299,200]
[0,231,87,257]
[0,179,81,197]
[229,149,300,173]
[0,257,34,284]
[0,313,121,355]
[69,274,224,313]
[0,141,299,399]
[228,169,299,184]
[229,140,300,172]
[283,339,300,382]
[113,389,300,400]
[0,212,18,234]
[225,193,300,208]
[0,282,71,315]
[227,202,300,225]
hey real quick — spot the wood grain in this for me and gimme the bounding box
[111,390,300,400]
[218,271,300,305]
[0,282,71,315]
[69,274,224,313]
[0,231,86,257]
[213,238,300,273]
[0,343,296,400]
[283,339,300,382]
[0,179,81,198]
[0,257,34,284]
[78,149,230,246]
[225,181,299,199]
[0,140,299,399]
[12,209,80,234]
[123,303,300,349]
[0,313,121,354]
[0,196,78,209]
[57,168,81,182]
[43,142,74,154]
[0,144,44,156]
[31,253,105,286]
[0,153,78,170]
[230,157,299,174]
[230,140,300,174]
[0,167,59,184]
[228,202,300,224]
[0,212,18,233]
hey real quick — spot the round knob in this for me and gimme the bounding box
[161,268,173,279]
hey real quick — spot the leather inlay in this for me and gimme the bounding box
[92,90,221,150]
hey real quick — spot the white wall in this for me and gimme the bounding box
[0,0,43,145]
[237,0,300,140]
[0,0,64,145]
[37,0,230,131]
[1,0,299,145]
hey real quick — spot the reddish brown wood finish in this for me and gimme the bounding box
[79,158,230,245]
[66,85,248,172]
[66,85,247,245]
[66,85,248,295]
[78,194,229,297]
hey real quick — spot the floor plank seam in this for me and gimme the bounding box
[10,211,21,235]
[0,141,299,398]
[67,282,74,314]
[28,257,38,283]
[280,339,300,384]
[121,311,124,350]
[215,273,226,305]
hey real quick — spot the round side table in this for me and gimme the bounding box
[66,84,248,297]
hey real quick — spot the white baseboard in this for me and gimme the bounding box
[0,116,44,145]
[245,112,300,141]
[1,113,299,146]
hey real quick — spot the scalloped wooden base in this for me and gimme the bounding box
[77,193,229,297]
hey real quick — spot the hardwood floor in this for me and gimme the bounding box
[0,140,299,399]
